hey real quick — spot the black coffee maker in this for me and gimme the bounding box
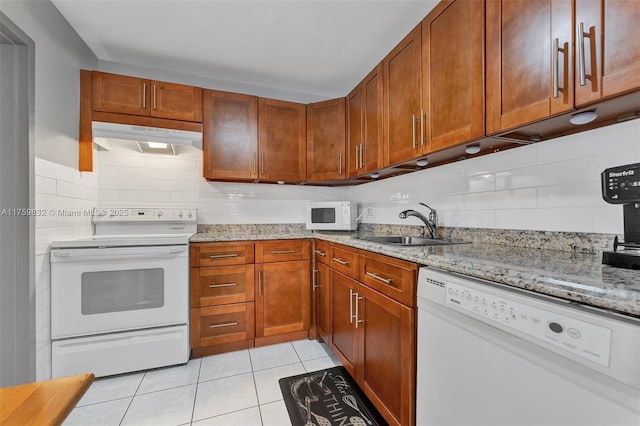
[601,163,640,269]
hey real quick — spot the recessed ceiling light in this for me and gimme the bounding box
[569,111,598,125]
[147,142,168,149]
[465,145,481,155]
[416,159,428,167]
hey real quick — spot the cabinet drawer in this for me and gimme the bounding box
[190,303,255,348]
[255,239,310,263]
[313,240,331,265]
[190,264,254,308]
[330,244,360,279]
[190,242,254,267]
[359,252,417,307]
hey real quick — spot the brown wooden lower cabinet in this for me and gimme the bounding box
[190,303,255,357]
[327,242,417,426]
[255,260,311,342]
[314,261,332,344]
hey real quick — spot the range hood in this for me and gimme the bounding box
[91,121,203,153]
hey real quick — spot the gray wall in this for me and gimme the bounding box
[0,0,97,169]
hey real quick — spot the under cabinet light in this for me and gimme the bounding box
[147,142,168,149]
[569,111,598,125]
[465,145,481,155]
[416,159,428,167]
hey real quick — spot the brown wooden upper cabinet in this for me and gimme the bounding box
[258,98,307,183]
[306,98,346,182]
[347,63,384,178]
[486,0,574,134]
[92,71,202,122]
[574,0,640,107]
[422,0,485,153]
[203,89,258,181]
[383,24,424,167]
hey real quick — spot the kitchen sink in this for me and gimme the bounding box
[356,236,470,246]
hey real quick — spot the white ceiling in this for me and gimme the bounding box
[51,0,440,101]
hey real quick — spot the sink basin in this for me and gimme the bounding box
[356,236,470,246]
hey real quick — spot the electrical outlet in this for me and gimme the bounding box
[367,206,375,217]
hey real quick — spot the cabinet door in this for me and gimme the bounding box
[383,24,423,166]
[575,0,640,106]
[92,71,150,116]
[258,98,307,183]
[347,63,384,178]
[486,0,573,133]
[203,90,258,180]
[314,262,332,344]
[329,270,359,378]
[358,285,415,426]
[150,81,202,122]
[306,98,346,182]
[423,0,485,152]
[255,260,310,337]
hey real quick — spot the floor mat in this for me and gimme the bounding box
[278,366,388,426]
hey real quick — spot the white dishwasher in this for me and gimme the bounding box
[416,267,640,426]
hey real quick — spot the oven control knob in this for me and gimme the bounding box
[178,211,183,218]
[187,211,193,218]
[157,211,163,217]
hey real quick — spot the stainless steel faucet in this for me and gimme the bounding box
[398,202,438,239]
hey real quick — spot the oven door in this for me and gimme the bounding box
[51,245,188,339]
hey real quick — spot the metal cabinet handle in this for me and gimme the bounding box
[553,38,560,98]
[349,288,354,324]
[271,250,296,255]
[359,144,364,169]
[332,257,349,266]
[365,271,392,285]
[253,152,257,175]
[142,83,146,109]
[420,110,425,146]
[209,321,238,329]
[412,115,417,149]
[258,270,262,295]
[261,153,265,176]
[208,282,238,288]
[153,84,157,110]
[314,249,326,256]
[577,22,588,86]
[355,293,364,328]
[313,268,318,290]
[209,253,238,259]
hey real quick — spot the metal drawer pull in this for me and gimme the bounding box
[209,321,238,329]
[209,253,238,259]
[552,38,560,98]
[208,282,238,288]
[365,272,392,285]
[271,250,296,254]
[314,249,326,256]
[332,257,349,266]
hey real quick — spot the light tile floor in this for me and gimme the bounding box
[64,339,341,426]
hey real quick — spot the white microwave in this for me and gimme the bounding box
[305,201,357,231]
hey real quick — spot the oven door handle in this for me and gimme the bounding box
[51,246,187,262]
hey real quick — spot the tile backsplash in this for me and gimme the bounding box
[350,120,640,235]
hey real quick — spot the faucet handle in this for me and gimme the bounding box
[419,202,436,215]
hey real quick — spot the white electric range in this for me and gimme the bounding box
[50,207,197,378]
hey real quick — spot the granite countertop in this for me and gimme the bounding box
[190,228,640,318]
